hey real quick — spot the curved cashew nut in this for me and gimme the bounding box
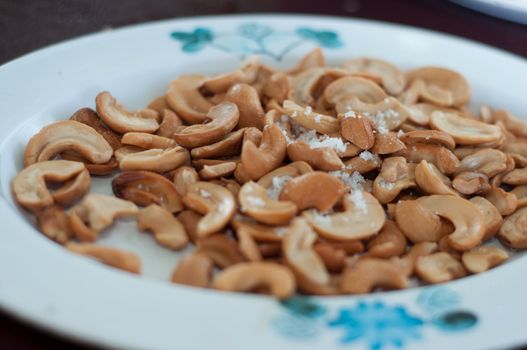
[502,167,527,185]
[36,205,73,244]
[225,84,266,129]
[257,161,313,190]
[287,142,344,171]
[263,72,291,103]
[313,242,347,273]
[70,107,122,150]
[324,76,387,105]
[202,56,260,94]
[304,191,386,240]
[172,166,199,197]
[399,242,438,277]
[399,130,456,150]
[417,195,485,251]
[66,242,141,274]
[190,129,245,159]
[69,193,138,242]
[212,262,296,299]
[289,67,347,106]
[174,102,239,148]
[415,160,458,196]
[183,182,236,237]
[231,217,285,243]
[279,171,346,212]
[335,97,410,131]
[283,218,333,294]
[340,258,408,294]
[119,147,189,173]
[366,220,408,258]
[95,91,159,133]
[137,204,188,250]
[199,162,237,180]
[461,246,508,273]
[455,148,507,178]
[484,187,517,216]
[405,66,470,107]
[12,160,87,211]
[372,157,416,204]
[156,109,183,138]
[398,143,459,174]
[371,132,406,155]
[415,252,467,284]
[166,75,213,124]
[283,100,339,134]
[452,172,490,195]
[121,132,176,149]
[469,196,503,241]
[342,57,406,95]
[339,113,375,150]
[241,124,287,180]
[430,111,503,145]
[498,207,527,249]
[24,120,113,167]
[344,152,382,174]
[394,199,451,243]
[51,168,91,206]
[171,253,213,288]
[287,48,324,75]
[239,182,297,225]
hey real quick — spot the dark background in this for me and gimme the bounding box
[1,0,526,349]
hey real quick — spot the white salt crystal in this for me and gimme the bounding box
[311,210,331,225]
[266,175,293,200]
[200,189,211,198]
[344,110,357,118]
[359,151,376,161]
[304,106,313,116]
[349,190,367,213]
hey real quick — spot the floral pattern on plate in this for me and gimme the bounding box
[170,23,343,60]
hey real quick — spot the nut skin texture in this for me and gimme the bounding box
[66,242,141,274]
[212,262,296,299]
[239,182,297,226]
[70,107,122,150]
[371,132,406,155]
[279,172,347,212]
[416,252,467,284]
[171,253,214,288]
[112,171,183,214]
[24,120,113,167]
[183,182,236,238]
[461,246,509,273]
[174,102,240,148]
[340,258,408,294]
[137,204,188,250]
[499,207,527,249]
[241,124,287,180]
[96,91,159,133]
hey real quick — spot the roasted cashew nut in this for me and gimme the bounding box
[415,252,466,284]
[202,56,260,94]
[394,199,451,243]
[399,130,456,150]
[70,107,122,150]
[461,246,509,273]
[372,157,416,204]
[225,84,266,129]
[121,132,176,149]
[469,196,503,241]
[171,253,213,288]
[66,242,141,274]
[183,182,236,237]
[289,67,347,106]
[195,234,245,268]
[283,100,339,134]
[24,120,113,167]
[166,75,213,124]
[340,258,408,294]
[239,182,297,225]
[287,141,344,171]
[172,166,200,197]
[397,143,459,175]
[342,57,406,95]
[119,147,189,173]
[499,207,527,249]
[366,220,408,258]
[415,160,458,196]
[137,204,188,250]
[96,91,159,133]
[430,111,503,145]
[190,129,245,159]
[212,262,296,299]
[455,149,507,178]
[36,205,73,244]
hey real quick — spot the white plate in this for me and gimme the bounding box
[452,0,527,24]
[0,14,526,350]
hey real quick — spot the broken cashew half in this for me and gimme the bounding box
[137,204,188,250]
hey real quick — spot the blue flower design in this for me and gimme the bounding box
[297,28,343,48]
[238,23,273,41]
[328,301,424,350]
[170,28,213,52]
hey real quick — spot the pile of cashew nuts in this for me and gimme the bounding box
[12,48,527,298]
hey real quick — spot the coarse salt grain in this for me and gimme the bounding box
[329,170,365,191]
[200,189,211,198]
[311,210,331,225]
[397,130,405,137]
[359,150,376,161]
[314,115,321,123]
[267,175,293,200]
[349,190,367,213]
[378,179,395,190]
[304,106,313,116]
[344,110,357,118]
[245,196,265,207]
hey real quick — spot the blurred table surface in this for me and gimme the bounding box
[0,0,526,349]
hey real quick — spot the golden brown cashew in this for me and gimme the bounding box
[430,111,503,145]
[283,218,333,294]
[174,102,239,148]
[416,252,467,284]
[455,149,507,177]
[112,170,184,213]
[339,113,375,150]
[190,129,245,159]
[212,262,296,298]
[231,217,285,242]
[340,258,408,294]
[241,124,287,180]
[397,143,459,174]
[461,246,509,273]
[156,109,183,138]
[24,120,113,167]
[371,132,406,155]
[366,220,408,258]
[372,157,416,204]
[202,56,260,94]
[399,130,456,150]
[121,132,176,149]
[70,107,122,150]
[415,160,458,196]
[171,253,213,288]
[484,187,518,216]
[50,168,90,206]
[452,172,490,195]
[313,242,347,273]
[119,147,189,173]
[199,162,237,180]
[263,72,291,103]
[236,227,262,262]
[66,242,141,274]
[417,195,485,251]
[304,191,385,241]
[183,182,236,237]
[166,75,213,124]
[287,142,344,171]
[498,207,527,249]
[225,84,266,129]
[196,234,246,268]
[511,185,527,208]
[36,205,73,244]
[342,57,406,95]
[287,48,324,75]
[289,67,347,106]
[257,161,313,190]
[469,196,503,241]
[239,182,297,225]
[12,160,87,211]
[137,204,188,250]
[399,242,438,277]
[283,100,339,134]
[502,168,527,185]
[405,66,470,107]
[69,193,138,242]
[344,152,382,174]
[325,76,387,105]
[395,199,451,243]
[172,166,199,197]
[95,91,159,133]
[279,172,346,212]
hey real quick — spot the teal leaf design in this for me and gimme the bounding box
[432,311,478,331]
[170,28,213,52]
[280,296,326,318]
[297,28,343,48]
